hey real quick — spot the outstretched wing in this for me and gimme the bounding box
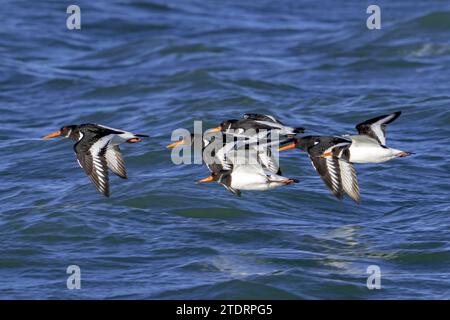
[222,184,241,197]
[215,140,236,171]
[307,137,358,201]
[74,135,112,197]
[95,124,125,134]
[338,159,360,203]
[310,155,343,200]
[243,113,284,125]
[105,145,127,179]
[355,111,401,145]
[218,131,279,172]
[256,147,280,174]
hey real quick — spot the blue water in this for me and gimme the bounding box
[0,0,449,299]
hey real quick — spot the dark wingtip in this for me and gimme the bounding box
[135,134,149,138]
[389,111,402,123]
[333,192,344,200]
[294,127,305,134]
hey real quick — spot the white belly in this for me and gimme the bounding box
[230,166,271,190]
[229,165,289,191]
[349,136,397,163]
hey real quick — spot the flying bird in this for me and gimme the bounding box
[196,132,298,196]
[279,136,359,202]
[209,113,305,137]
[167,130,286,175]
[196,162,298,197]
[278,111,414,202]
[168,131,297,196]
[43,124,149,197]
[340,111,414,163]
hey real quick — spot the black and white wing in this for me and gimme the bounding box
[308,138,353,200]
[355,111,401,145]
[223,184,241,197]
[215,140,236,171]
[95,124,125,134]
[310,155,343,200]
[256,147,280,174]
[220,131,279,172]
[105,145,127,179]
[243,113,284,125]
[338,159,360,203]
[74,135,113,197]
[329,138,354,158]
[244,114,287,132]
[215,131,267,169]
[243,113,303,135]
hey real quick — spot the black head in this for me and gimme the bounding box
[277,136,318,152]
[43,125,78,140]
[218,119,239,131]
[294,136,319,151]
[197,169,231,184]
[60,125,78,138]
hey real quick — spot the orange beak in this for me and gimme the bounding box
[277,143,296,152]
[320,152,333,158]
[208,126,222,133]
[166,139,185,148]
[196,175,214,184]
[42,131,62,139]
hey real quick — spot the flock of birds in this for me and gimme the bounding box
[43,111,413,202]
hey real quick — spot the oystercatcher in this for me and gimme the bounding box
[43,124,149,197]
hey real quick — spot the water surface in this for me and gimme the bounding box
[0,0,449,299]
